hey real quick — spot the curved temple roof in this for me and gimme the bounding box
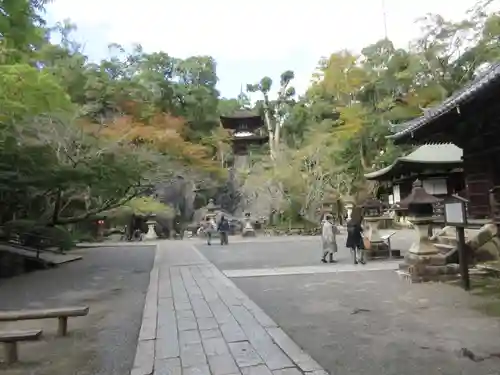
[364,143,463,181]
[387,63,500,143]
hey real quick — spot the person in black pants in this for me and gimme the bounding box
[346,217,365,264]
[218,215,230,245]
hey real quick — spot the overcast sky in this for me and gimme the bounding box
[46,0,480,98]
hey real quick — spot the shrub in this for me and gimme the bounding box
[2,220,75,251]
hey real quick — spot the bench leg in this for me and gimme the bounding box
[4,342,18,364]
[58,317,68,336]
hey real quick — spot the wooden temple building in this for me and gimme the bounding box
[388,62,500,224]
[365,144,465,205]
[220,110,268,158]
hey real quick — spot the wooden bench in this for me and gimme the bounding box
[0,306,89,336]
[0,329,42,364]
[380,231,397,258]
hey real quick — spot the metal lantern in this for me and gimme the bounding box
[362,198,384,218]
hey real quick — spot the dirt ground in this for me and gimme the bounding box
[0,245,155,375]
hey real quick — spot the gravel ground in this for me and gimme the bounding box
[233,271,500,375]
[0,245,155,375]
[198,229,415,270]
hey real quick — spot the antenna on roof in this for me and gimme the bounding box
[237,83,246,109]
[382,0,388,39]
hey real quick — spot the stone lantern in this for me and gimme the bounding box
[399,180,440,255]
[206,199,216,215]
[397,180,459,282]
[144,214,158,240]
[362,198,385,243]
[242,212,256,237]
[344,200,354,222]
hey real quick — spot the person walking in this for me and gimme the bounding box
[218,215,230,245]
[346,217,365,264]
[205,216,216,245]
[321,214,338,263]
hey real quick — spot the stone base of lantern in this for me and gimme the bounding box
[242,222,256,237]
[397,252,460,283]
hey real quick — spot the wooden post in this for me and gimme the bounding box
[4,342,18,364]
[457,226,470,291]
[57,316,68,336]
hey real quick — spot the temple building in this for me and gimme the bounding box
[220,109,268,167]
[365,144,465,205]
[388,62,500,224]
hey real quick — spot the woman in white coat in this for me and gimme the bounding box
[321,214,338,263]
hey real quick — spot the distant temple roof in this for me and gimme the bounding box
[220,109,264,131]
[387,63,500,144]
[364,144,463,181]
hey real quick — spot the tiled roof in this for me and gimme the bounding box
[388,62,500,140]
[364,143,462,180]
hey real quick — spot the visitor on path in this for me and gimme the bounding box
[205,216,217,245]
[321,214,338,263]
[346,217,365,265]
[218,215,230,245]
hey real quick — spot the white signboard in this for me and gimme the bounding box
[445,202,464,225]
[393,185,401,203]
[423,179,447,195]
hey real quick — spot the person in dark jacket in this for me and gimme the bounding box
[218,215,230,245]
[346,217,365,264]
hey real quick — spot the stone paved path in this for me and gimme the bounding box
[131,242,329,375]
[223,261,400,278]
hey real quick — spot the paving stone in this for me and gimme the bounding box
[139,316,157,341]
[180,329,202,346]
[228,341,263,367]
[208,354,240,375]
[220,322,247,342]
[198,317,218,330]
[132,339,154,375]
[191,298,213,318]
[158,276,172,299]
[156,335,180,359]
[154,357,181,375]
[272,369,302,375]
[241,365,273,375]
[208,300,234,324]
[266,328,322,371]
[176,309,195,319]
[250,340,293,371]
[183,364,211,375]
[202,337,229,356]
[200,328,222,339]
[230,305,258,327]
[157,315,176,339]
[180,343,207,367]
[178,317,198,331]
[159,297,174,311]
[174,301,192,311]
[242,299,277,328]
[305,371,329,375]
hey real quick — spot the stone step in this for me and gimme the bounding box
[433,243,455,252]
[437,235,460,245]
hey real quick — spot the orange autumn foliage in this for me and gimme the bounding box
[83,113,221,174]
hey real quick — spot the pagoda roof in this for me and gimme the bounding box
[220,109,264,130]
[220,109,261,119]
[387,62,500,144]
[364,144,462,181]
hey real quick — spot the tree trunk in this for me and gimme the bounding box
[50,189,62,227]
